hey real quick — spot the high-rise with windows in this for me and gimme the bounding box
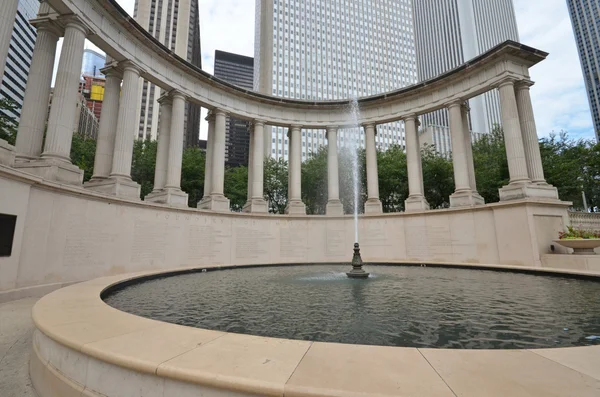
[214,50,254,167]
[81,49,106,78]
[567,0,600,141]
[133,0,202,146]
[413,0,519,133]
[254,0,418,161]
[0,0,39,122]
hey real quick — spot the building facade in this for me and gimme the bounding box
[0,0,39,122]
[413,0,519,133]
[567,0,600,141]
[133,0,202,146]
[214,50,254,167]
[81,48,106,78]
[254,0,418,161]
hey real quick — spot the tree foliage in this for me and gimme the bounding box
[472,126,509,203]
[181,147,205,207]
[70,133,97,182]
[131,139,157,198]
[224,165,249,211]
[0,98,19,145]
[264,157,288,214]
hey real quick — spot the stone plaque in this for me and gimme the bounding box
[131,219,167,263]
[64,214,113,267]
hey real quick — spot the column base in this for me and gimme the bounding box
[450,190,485,208]
[197,194,230,212]
[13,158,83,185]
[242,198,269,213]
[0,139,15,167]
[364,198,383,214]
[285,200,306,215]
[405,195,430,212]
[499,182,559,201]
[144,187,189,207]
[326,200,344,216]
[83,176,141,200]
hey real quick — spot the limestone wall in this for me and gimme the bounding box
[0,167,571,298]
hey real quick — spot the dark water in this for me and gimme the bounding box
[103,265,600,349]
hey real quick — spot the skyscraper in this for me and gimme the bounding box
[413,0,519,133]
[81,49,106,78]
[133,0,202,146]
[254,0,418,161]
[567,0,600,141]
[214,50,254,167]
[0,0,39,122]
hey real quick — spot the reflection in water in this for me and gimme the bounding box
[104,265,600,349]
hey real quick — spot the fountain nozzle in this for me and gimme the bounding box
[346,243,370,279]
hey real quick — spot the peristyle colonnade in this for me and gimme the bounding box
[0,0,559,217]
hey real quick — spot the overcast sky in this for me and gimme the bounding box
[81,0,594,140]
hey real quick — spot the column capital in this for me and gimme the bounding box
[30,19,62,39]
[362,122,376,130]
[157,93,173,105]
[514,80,535,90]
[100,61,122,78]
[213,108,227,117]
[403,114,418,122]
[59,15,92,36]
[205,110,215,122]
[461,101,470,113]
[289,124,302,132]
[446,99,464,109]
[497,77,519,89]
[168,89,186,101]
[120,60,142,75]
[326,126,338,141]
[253,119,266,127]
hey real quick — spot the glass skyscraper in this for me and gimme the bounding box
[255,0,418,161]
[0,0,39,122]
[567,0,600,141]
[413,0,519,133]
[81,49,106,78]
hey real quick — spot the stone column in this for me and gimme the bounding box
[404,115,429,212]
[246,122,254,202]
[150,95,172,191]
[14,22,60,160]
[0,0,18,82]
[364,123,382,213]
[243,120,268,213]
[198,108,230,211]
[198,112,215,205]
[285,125,306,214]
[326,126,344,215]
[448,101,484,207]
[146,91,189,206]
[17,19,87,185]
[499,79,530,184]
[86,62,141,198]
[86,65,122,182]
[461,103,478,192]
[515,82,546,184]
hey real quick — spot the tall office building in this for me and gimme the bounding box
[0,0,39,122]
[567,0,600,141]
[413,0,519,133]
[133,0,202,146]
[255,0,418,161]
[214,50,254,167]
[81,49,106,78]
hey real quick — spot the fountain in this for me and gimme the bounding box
[346,97,369,279]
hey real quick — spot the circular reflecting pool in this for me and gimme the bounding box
[103,265,600,349]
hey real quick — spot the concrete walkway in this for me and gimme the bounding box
[0,298,38,397]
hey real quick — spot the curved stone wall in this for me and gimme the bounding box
[0,167,573,301]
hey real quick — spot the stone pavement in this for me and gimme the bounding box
[0,298,38,397]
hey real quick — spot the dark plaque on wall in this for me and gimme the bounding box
[0,214,17,257]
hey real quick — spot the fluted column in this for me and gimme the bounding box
[461,103,477,192]
[0,0,18,82]
[285,125,306,214]
[197,108,230,211]
[165,91,186,189]
[364,123,382,214]
[449,101,484,207]
[243,120,268,213]
[88,65,122,180]
[326,126,344,216]
[498,79,530,184]
[151,96,172,191]
[41,19,87,162]
[404,115,429,212]
[15,22,60,159]
[246,122,254,202]
[515,82,546,184]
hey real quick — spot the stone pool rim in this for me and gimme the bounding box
[31,262,600,397]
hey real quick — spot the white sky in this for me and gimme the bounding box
[67,0,595,141]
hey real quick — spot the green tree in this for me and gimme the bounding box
[181,147,205,207]
[472,126,509,203]
[301,146,328,214]
[422,144,454,209]
[338,146,367,214]
[70,133,97,182]
[224,165,248,211]
[131,139,157,198]
[0,98,19,145]
[377,144,408,212]
[263,157,288,213]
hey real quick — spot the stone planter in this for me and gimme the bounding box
[553,239,600,255]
